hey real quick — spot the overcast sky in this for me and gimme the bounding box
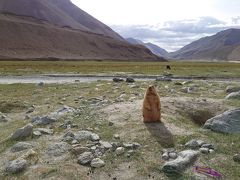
[71,0,240,52]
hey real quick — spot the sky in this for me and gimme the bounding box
[71,0,240,52]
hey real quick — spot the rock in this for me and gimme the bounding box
[11,142,33,153]
[156,76,172,82]
[182,80,193,85]
[113,134,120,140]
[75,130,100,141]
[100,141,113,150]
[196,140,205,147]
[33,131,42,137]
[34,128,53,135]
[209,149,215,154]
[116,147,125,155]
[174,82,183,86]
[185,139,200,149]
[226,86,240,94]
[199,147,209,154]
[37,82,44,86]
[203,108,240,133]
[225,91,240,100]
[77,152,94,165]
[5,158,27,174]
[163,148,176,153]
[108,121,114,126]
[169,152,178,159]
[132,142,141,149]
[123,143,133,149]
[0,112,10,122]
[201,144,214,149]
[62,131,75,142]
[26,107,35,114]
[126,77,135,83]
[113,77,124,82]
[49,105,75,119]
[233,154,240,162]
[46,142,71,157]
[10,124,33,140]
[32,116,56,125]
[20,149,37,160]
[59,120,73,129]
[71,140,78,144]
[90,158,105,168]
[162,150,199,176]
[71,145,90,155]
[162,152,169,160]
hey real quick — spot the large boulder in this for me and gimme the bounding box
[225,91,240,100]
[203,109,240,133]
[5,158,27,174]
[162,150,199,176]
[10,124,33,140]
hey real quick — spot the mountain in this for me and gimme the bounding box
[170,28,240,61]
[126,38,169,58]
[0,0,163,61]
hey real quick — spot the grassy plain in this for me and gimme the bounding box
[0,61,240,179]
[1,61,240,77]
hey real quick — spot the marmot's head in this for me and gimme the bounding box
[146,85,158,95]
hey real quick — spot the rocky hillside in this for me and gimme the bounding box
[170,28,240,61]
[126,38,169,58]
[0,0,163,61]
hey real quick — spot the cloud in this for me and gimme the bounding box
[111,16,240,52]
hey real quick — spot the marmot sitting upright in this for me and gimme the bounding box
[142,85,161,123]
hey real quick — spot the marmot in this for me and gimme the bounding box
[142,85,161,123]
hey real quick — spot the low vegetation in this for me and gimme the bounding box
[0,61,240,179]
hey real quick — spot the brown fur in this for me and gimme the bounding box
[142,85,161,123]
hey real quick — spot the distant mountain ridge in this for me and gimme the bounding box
[126,38,169,58]
[169,28,240,61]
[0,0,164,61]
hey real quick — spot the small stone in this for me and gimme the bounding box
[209,149,215,154]
[78,152,94,165]
[100,141,113,149]
[123,143,133,149]
[32,116,56,125]
[201,144,214,149]
[132,142,141,149]
[162,152,169,160]
[113,134,120,140]
[10,123,33,140]
[185,139,200,149]
[33,131,42,137]
[126,77,135,83]
[26,107,34,114]
[169,152,178,159]
[11,142,33,153]
[127,150,134,155]
[71,140,78,145]
[90,158,105,168]
[116,147,125,155]
[199,147,209,154]
[34,128,53,135]
[233,154,240,163]
[0,113,9,122]
[5,158,27,174]
[113,78,124,83]
[108,121,114,126]
[196,140,205,147]
[163,148,176,153]
[46,142,71,157]
[71,145,90,155]
[37,82,44,86]
[20,149,37,160]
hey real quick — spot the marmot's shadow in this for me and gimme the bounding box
[144,122,174,148]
